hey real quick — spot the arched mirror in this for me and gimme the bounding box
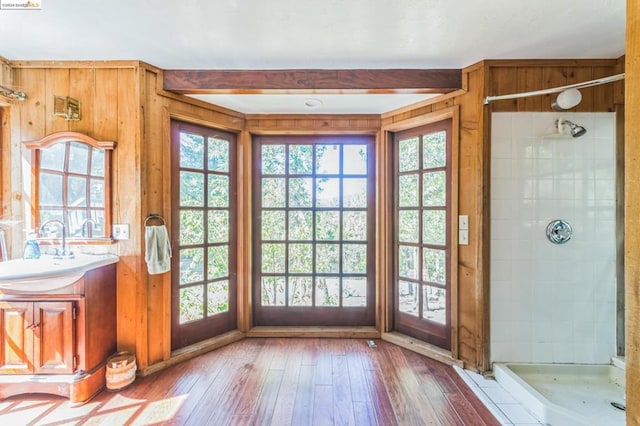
[24,132,115,242]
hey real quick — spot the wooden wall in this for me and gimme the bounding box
[626,0,639,421]
[487,59,622,112]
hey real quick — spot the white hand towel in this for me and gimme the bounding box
[145,225,172,274]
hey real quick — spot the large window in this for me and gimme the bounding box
[253,136,375,326]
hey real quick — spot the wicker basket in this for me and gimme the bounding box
[105,352,137,391]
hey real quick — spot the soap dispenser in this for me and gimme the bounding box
[23,231,41,259]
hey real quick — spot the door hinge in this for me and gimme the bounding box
[73,355,77,370]
[72,306,77,320]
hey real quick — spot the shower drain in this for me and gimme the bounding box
[611,401,626,411]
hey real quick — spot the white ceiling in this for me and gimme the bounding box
[0,0,626,114]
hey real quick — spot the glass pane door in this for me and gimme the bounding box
[394,120,452,350]
[253,136,375,326]
[171,121,236,350]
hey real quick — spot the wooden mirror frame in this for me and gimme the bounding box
[24,131,116,243]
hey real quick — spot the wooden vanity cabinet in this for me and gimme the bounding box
[0,300,75,375]
[0,263,117,405]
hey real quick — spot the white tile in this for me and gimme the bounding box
[484,387,519,404]
[533,179,553,199]
[491,341,512,362]
[497,403,541,424]
[491,113,513,140]
[492,138,513,159]
[512,158,534,179]
[491,320,513,343]
[491,301,513,322]
[492,178,512,200]
[510,342,533,362]
[593,137,615,160]
[492,220,513,241]
[533,158,553,178]
[553,179,574,200]
[594,159,615,179]
[512,115,534,141]
[593,114,616,138]
[492,158,512,179]
[454,368,513,425]
[491,199,512,220]
[531,342,554,363]
[594,179,615,200]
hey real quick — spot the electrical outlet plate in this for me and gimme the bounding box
[459,215,469,230]
[459,229,469,245]
[113,224,130,240]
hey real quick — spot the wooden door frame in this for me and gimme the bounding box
[380,106,461,364]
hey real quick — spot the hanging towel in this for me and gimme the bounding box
[145,225,172,274]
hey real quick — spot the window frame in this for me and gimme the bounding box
[24,131,115,243]
[252,135,376,326]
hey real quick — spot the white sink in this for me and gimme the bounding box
[0,254,119,291]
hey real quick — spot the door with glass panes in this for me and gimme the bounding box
[253,136,375,326]
[394,120,452,350]
[170,121,237,350]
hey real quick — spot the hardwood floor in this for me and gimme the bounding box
[0,338,499,425]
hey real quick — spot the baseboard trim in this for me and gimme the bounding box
[246,326,380,339]
[138,330,245,377]
[382,331,464,367]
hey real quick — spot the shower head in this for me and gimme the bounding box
[556,118,587,138]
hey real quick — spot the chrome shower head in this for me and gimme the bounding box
[557,118,587,138]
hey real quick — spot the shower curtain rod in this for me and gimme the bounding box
[483,73,625,105]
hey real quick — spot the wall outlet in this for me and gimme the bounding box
[113,224,130,240]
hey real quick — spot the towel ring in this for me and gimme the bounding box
[145,214,166,226]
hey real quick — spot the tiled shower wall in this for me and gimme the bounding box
[490,112,616,364]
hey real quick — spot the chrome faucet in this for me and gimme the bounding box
[39,219,73,258]
[80,218,97,238]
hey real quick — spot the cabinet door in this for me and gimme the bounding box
[33,301,75,375]
[0,302,33,374]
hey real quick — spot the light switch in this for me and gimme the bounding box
[459,215,469,230]
[113,224,130,240]
[459,229,469,245]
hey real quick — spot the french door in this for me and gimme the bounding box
[393,120,452,350]
[253,136,375,326]
[170,121,237,350]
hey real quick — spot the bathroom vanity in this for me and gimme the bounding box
[0,254,118,405]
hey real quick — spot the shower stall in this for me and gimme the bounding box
[489,112,624,424]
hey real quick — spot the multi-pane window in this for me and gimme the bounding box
[253,136,375,326]
[39,141,107,237]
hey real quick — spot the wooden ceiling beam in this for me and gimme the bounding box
[163,69,462,94]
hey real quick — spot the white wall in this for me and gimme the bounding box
[490,112,616,364]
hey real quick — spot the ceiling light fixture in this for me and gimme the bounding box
[551,88,582,111]
[304,98,323,108]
